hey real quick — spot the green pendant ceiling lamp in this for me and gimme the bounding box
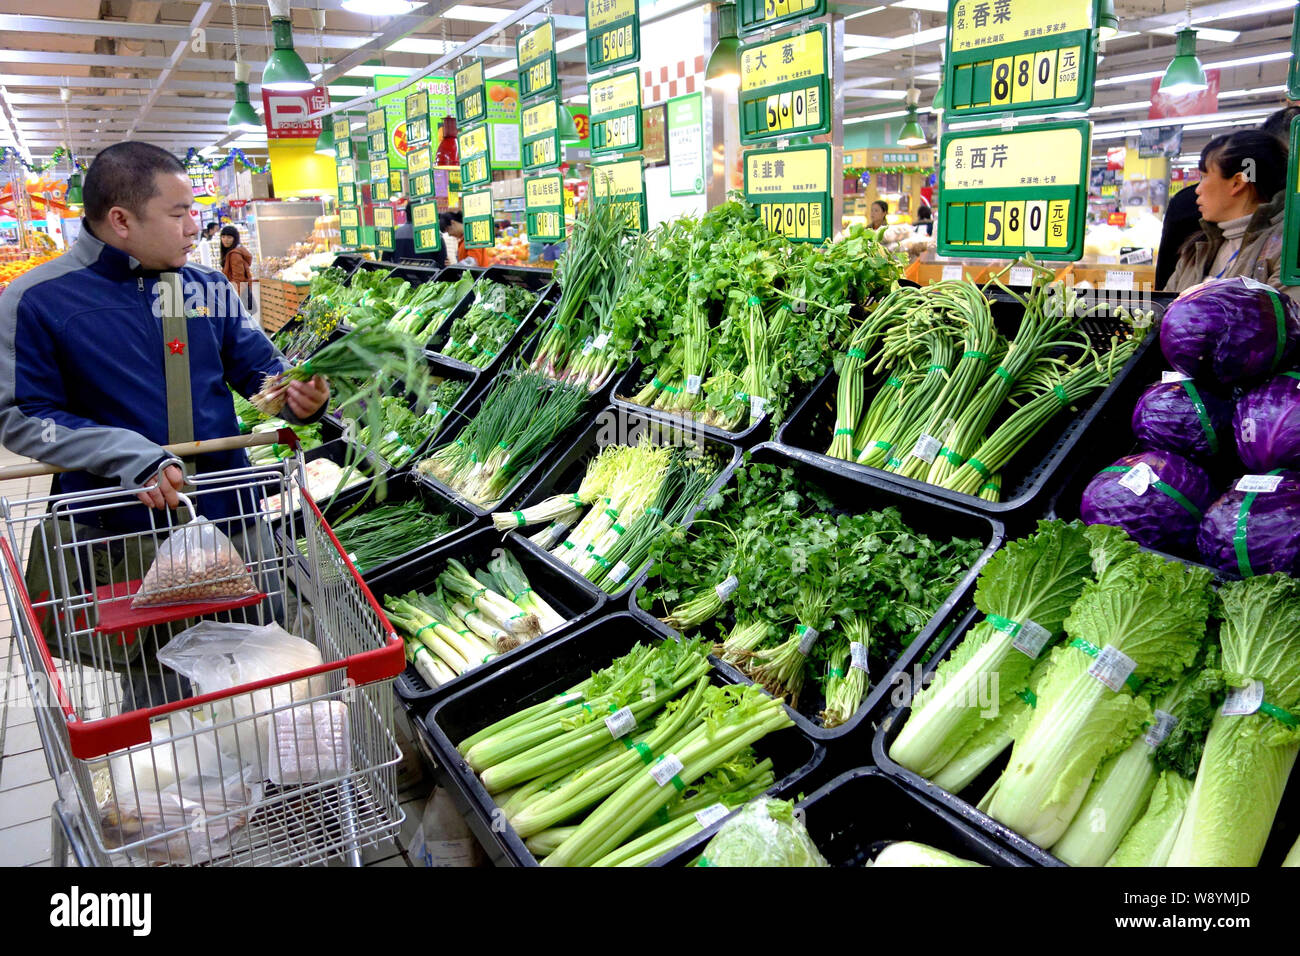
[559,105,582,143]
[228,62,263,131]
[705,2,741,91]
[263,0,315,92]
[1097,0,1120,40]
[65,172,84,208]
[897,14,928,148]
[1159,1,1208,96]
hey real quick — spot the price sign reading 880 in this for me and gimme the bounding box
[462,189,496,249]
[586,0,639,72]
[944,0,1096,118]
[526,173,565,242]
[455,59,487,126]
[937,121,1090,260]
[743,143,831,243]
[459,123,491,188]
[517,19,558,99]
[590,157,648,232]
[589,69,641,155]
[521,98,561,173]
[738,26,829,145]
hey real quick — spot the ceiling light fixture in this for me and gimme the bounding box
[705,2,741,91]
[262,0,315,92]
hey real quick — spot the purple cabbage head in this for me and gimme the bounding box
[1160,278,1300,385]
[1131,380,1233,460]
[1233,372,1300,472]
[1196,472,1300,577]
[1080,450,1216,553]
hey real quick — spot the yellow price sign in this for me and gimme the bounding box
[373,206,395,230]
[464,156,488,183]
[336,163,355,185]
[590,71,640,118]
[590,158,643,198]
[409,146,432,175]
[332,118,351,143]
[758,202,824,241]
[949,0,1093,54]
[459,124,488,159]
[463,190,493,220]
[467,219,492,245]
[743,147,830,196]
[519,20,554,63]
[528,138,557,167]
[597,115,639,149]
[405,89,429,121]
[374,180,390,201]
[371,157,389,182]
[367,108,386,134]
[941,125,1084,191]
[340,206,359,229]
[740,29,825,93]
[411,202,439,228]
[588,0,634,30]
[535,211,562,237]
[455,60,484,97]
[762,86,821,133]
[411,173,433,197]
[526,175,563,206]
[522,100,559,138]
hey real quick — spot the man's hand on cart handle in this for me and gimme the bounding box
[137,464,185,510]
[285,375,330,420]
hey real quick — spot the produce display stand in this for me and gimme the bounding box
[258,277,312,334]
[628,443,1004,742]
[416,610,827,866]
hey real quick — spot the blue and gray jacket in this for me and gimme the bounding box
[0,223,322,529]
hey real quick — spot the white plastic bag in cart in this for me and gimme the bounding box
[158,621,330,780]
[266,700,351,786]
[132,505,258,608]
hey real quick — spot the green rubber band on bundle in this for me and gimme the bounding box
[690,273,702,280]
[623,739,654,764]
[835,428,855,436]
[664,384,682,395]
[1017,688,1038,707]
[447,338,460,350]
[481,348,497,359]
[498,440,511,451]
[653,754,686,792]
[1069,637,1142,692]
[645,507,664,517]
[1232,471,1286,577]
[885,376,904,389]
[1265,286,1287,370]
[927,364,947,373]
[1259,700,1300,727]
[560,539,576,550]
[993,366,1012,382]
[593,554,613,569]
[651,377,665,389]
[698,857,713,867]
[457,629,471,637]
[470,587,488,602]
[981,480,1001,494]
[886,457,903,469]
[747,296,762,306]
[1180,380,1219,455]
[963,350,990,362]
[1100,466,1203,519]
[874,440,892,452]
[555,693,582,707]
[1052,385,1070,407]
[734,391,749,403]
[939,447,966,467]
[612,523,626,535]
[512,587,532,602]
[605,507,620,520]
[513,510,527,527]
[781,303,793,311]
[482,654,494,663]
[413,621,440,639]
[1285,372,1300,382]
[455,438,468,449]
[301,359,314,375]
[504,313,521,325]
[967,457,991,478]
[987,612,1021,636]
[846,348,867,360]
[829,668,845,679]
[581,703,594,715]
[568,493,585,507]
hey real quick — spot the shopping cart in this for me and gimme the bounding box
[0,431,406,866]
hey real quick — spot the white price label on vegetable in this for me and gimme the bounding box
[608,560,631,584]
[1161,370,1192,384]
[605,706,636,738]
[1105,270,1135,291]
[796,625,820,655]
[694,804,731,829]
[1222,679,1265,716]
[545,520,570,548]
[911,434,942,464]
[942,264,963,281]
[592,332,610,350]
[426,401,441,417]
[1236,474,1283,494]
[1009,267,1034,286]
[581,337,594,355]
[685,374,703,395]
[467,334,479,349]
[1118,462,1158,496]
[1089,644,1137,692]
[850,641,870,673]
[715,574,739,602]
[750,395,768,420]
[383,430,402,444]
[1144,709,1179,748]
[1011,618,1052,660]
[650,753,684,787]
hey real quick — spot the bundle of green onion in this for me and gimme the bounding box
[456,636,793,866]
[440,278,539,368]
[309,499,456,573]
[418,371,589,508]
[491,436,722,594]
[388,550,567,687]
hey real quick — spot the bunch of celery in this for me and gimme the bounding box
[456,637,794,866]
[439,278,539,368]
[386,550,566,687]
[490,435,723,593]
[418,371,589,507]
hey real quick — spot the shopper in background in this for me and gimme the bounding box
[869,200,889,229]
[202,221,219,241]
[1163,128,1295,300]
[386,200,447,268]
[1155,106,1298,290]
[219,225,254,309]
[913,204,935,236]
[441,210,466,265]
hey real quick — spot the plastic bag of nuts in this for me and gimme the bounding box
[132,520,258,608]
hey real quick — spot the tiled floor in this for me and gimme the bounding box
[0,445,430,867]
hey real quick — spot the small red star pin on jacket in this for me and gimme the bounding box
[167,338,186,355]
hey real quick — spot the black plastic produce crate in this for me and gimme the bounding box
[416,610,827,866]
[629,443,1004,743]
[504,406,742,602]
[424,266,556,376]
[775,292,1175,530]
[372,525,605,709]
[651,766,1033,867]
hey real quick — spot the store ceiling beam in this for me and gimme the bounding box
[315,0,458,88]
[9,95,232,109]
[0,75,235,93]
[0,85,31,163]
[127,1,219,137]
[0,50,324,75]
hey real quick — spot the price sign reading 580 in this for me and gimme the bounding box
[738,26,830,144]
[586,0,639,71]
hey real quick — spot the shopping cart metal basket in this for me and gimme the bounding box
[0,432,406,866]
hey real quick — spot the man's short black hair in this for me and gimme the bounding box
[83,141,186,223]
[1260,106,1300,143]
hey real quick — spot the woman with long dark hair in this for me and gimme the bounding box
[220,225,254,309]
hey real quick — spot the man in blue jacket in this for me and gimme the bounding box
[0,142,329,707]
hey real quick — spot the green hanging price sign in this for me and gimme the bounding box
[526,173,565,242]
[521,98,562,172]
[370,154,389,185]
[738,26,830,145]
[390,169,404,195]
[412,200,444,253]
[1282,119,1300,284]
[518,19,558,99]
[462,189,496,249]
[455,59,487,126]
[338,181,356,205]
[738,0,826,35]
[333,117,353,160]
[408,145,434,198]
[374,204,395,251]
[1290,5,1300,100]
[937,120,1091,260]
[374,179,391,202]
[743,143,831,243]
[405,89,431,148]
[340,205,360,248]
[586,0,640,72]
[367,107,388,156]
[589,69,641,155]
[943,0,1096,118]
[591,156,648,232]
[459,123,491,188]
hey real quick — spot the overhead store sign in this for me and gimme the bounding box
[333,117,353,161]
[262,86,327,139]
[943,0,1095,118]
[738,0,826,35]
[459,123,491,188]
[526,173,565,242]
[373,204,395,251]
[738,26,830,145]
[462,188,496,249]
[591,156,648,232]
[521,97,562,172]
[412,200,443,253]
[340,205,360,248]
[405,89,431,149]
[589,69,642,155]
[518,19,558,99]
[408,145,434,198]
[455,59,487,126]
[1283,119,1300,285]
[586,0,640,72]
[743,143,831,243]
[367,108,388,156]
[937,121,1090,260]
